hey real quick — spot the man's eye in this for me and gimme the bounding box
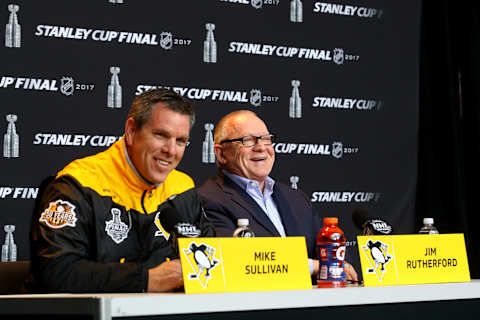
[176,139,187,146]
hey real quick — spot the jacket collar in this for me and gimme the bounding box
[121,137,160,191]
[215,170,281,236]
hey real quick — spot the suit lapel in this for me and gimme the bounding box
[272,184,299,236]
[216,173,280,236]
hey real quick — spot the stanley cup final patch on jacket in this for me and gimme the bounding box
[105,208,130,244]
[39,199,78,229]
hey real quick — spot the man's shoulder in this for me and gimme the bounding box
[165,169,194,184]
[163,169,195,192]
[55,142,122,192]
[274,180,311,203]
[57,153,106,188]
[197,175,222,196]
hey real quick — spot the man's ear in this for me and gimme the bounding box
[214,144,226,165]
[125,118,136,147]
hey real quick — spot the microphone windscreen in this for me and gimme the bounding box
[158,207,183,234]
[158,206,201,238]
[352,208,369,230]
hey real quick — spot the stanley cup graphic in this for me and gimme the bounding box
[290,0,303,23]
[5,4,21,48]
[3,114,19,158]
[107,66,122,109]
[1,225,17,262]
[289,80,302,118]
[202,123,215,163]
[203,23,217,63]
[290,176,299,190]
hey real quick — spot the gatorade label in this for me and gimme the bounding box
[317,243,346,281]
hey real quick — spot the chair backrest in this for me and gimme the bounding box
[0,261,30,294]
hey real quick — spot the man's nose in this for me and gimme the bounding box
[252,138,267,150]
[162,138,176,155]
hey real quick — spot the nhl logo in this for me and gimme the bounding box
[250,89,262,107]
[369,219,392,234]
[176,223,202,238]
[60,77,74,96]
[332,142,343,159]
[160,32,173,50]
[251,0,263,9]
[333,48,344,65]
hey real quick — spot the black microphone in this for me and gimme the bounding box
[158,207,202,254]
[352,208,393,235]
[159,206,202,238]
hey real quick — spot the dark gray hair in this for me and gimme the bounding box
[128,88,195,130]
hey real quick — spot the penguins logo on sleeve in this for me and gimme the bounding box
[153,211,169,240]
[39,200,78,229]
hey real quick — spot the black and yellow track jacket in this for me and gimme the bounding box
[29,138,215,293]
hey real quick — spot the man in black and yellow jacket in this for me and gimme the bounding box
[29,89,215,293]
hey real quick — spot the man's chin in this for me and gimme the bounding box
[151,170,174,184]
[148,176,163,185]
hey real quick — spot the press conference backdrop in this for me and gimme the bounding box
[0,0,420,266]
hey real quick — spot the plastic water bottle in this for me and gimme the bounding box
[419,218,439,234]
[316,217,347,288]
[233,219,255,238]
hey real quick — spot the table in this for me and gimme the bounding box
[1,280,479,320]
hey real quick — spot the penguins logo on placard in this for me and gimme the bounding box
[250,89,262,107]
[39,200,78,229]
[361,239,392,281]
[160,32,173,50]
[183,242,219,288]
[333,48,344,65]
[331,142,343,159]
[60,77,74,96]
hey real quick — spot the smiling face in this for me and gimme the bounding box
[215,112,275,190]
[125,102,191,185]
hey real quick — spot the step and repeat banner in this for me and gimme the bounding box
[0,0,420,266]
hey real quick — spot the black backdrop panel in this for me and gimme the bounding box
[0,0,420,272]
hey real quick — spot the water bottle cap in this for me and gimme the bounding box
[423,218,434,225]
[323,217,338,225]
[237,218,249,227]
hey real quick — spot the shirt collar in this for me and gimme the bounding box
[222,169,275,193]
